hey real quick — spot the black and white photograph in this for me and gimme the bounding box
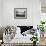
[14,8,27,19]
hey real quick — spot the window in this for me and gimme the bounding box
[41,0,46,13]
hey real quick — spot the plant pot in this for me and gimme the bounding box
[33,41,36,46]
[40,32,44,37]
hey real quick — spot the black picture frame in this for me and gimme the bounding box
[14,8,27,19]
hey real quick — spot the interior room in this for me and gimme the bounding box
[0,0,46,46]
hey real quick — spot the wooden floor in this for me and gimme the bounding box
[40,37,46,45]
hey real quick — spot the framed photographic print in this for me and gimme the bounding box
[14,8,27,19]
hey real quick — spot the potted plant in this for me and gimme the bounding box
[31,35,38,46]
[37,21,45,37]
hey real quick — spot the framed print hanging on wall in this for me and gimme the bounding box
[14,8,27,19]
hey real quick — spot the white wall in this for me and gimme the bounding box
[0,0,2,26]
[1,0,41,27]
[32,0,41,28]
